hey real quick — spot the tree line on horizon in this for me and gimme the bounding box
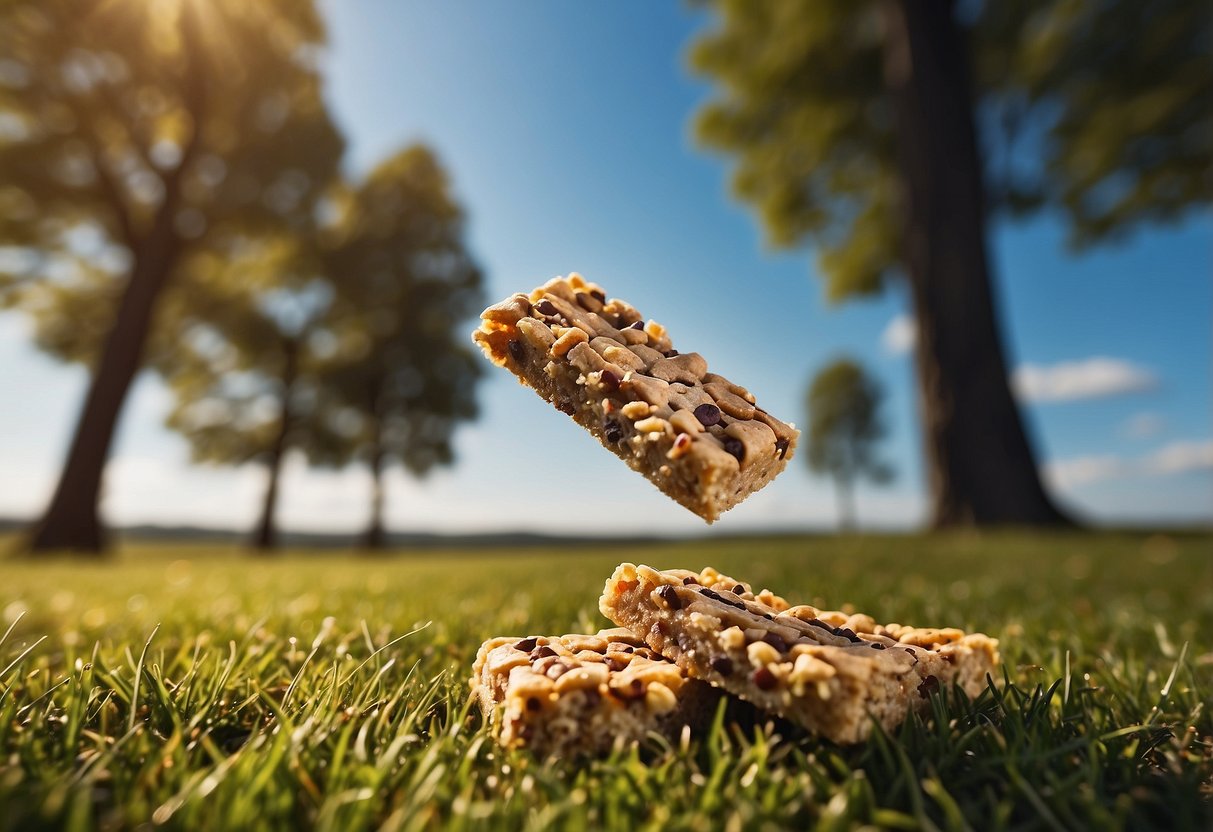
[0,0,483,553]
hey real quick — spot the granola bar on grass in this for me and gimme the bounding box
[472,628,719,757]
[600,564,999,744]
[472,274,799,522]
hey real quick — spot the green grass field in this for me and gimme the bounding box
[0,533,1209,830]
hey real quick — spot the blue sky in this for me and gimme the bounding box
[0,0,1209,534]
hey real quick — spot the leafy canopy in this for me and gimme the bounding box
[0,0,343,363]
[159,145,485,480]
[317,145,484,477]
[690,0,1212,302]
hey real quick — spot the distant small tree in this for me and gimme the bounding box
[155,238,332,551]
[158,146,484,551]
[805,358,893,531]
[318,146,484,549]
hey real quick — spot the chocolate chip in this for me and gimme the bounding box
[762,613,773,621]
[526,696,542,711]
[699,588,722,602]
[629,320,645,330]
[775,438,790,459]
[753,667,777,691]
[514,637,538,652]
[722,437,745,462]
[507,339,524,361]
[693,403,722,427]
[663,349,679,358]
[590,289,605,303]
[807,619,833,632]
[619,645,634,654]
[837,627,860,643]
[657,584,682,610]
[869,642,886,650]
[603,418,623,444]
[917,674,940,699]
[534,299,558,317]
[710,655,734,676]
[762,632,789,653]
[600,369,620,392]
[730,585,745,595]
[682,576,699,585]
[531,645,558,660]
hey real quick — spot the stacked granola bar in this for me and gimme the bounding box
[469,276,998,755]
[471,563,999,754]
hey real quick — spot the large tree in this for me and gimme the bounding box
[318,146,484,549]
[0,0,343,552]
[690,0,1211,527]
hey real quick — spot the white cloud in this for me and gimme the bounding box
[1142,439,1213,476]
[1045,438,1213,490]
[881,314,916,356]
[1044,455,1127,489]
[1012,357,1157,403]
[1120,411,1165,439]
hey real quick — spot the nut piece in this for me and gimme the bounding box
[621,401,651,420]
[747,641,782,668]
[666,432,693,460]
[644,681,678,714]
[634,416,671,435]
[551,326,589,357]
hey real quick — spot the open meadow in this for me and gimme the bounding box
[0,532,1210,830]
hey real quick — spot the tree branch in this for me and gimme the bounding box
[87,144,140,253]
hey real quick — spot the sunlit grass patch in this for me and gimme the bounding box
[0,533,1209,829]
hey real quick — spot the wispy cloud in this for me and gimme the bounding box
[1142,439,1213,476]
[1120,411,1165,440]
[1012,357,1157,403]
[880,313,916,356]
[1045,439,1213,489]
[1045,455,1128,488]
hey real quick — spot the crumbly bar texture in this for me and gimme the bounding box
[472,274,799,522]
[472,627,719,758]
[600,564,1000,744]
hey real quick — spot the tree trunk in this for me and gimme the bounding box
[27,3,207,554]
[834,470,856,533]
[251,340,299,552]
[881,0,1070,528]
[361,437,386,551]
[27,206,182,554]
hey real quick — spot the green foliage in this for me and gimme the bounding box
[157,144,483,513]
[0,0,343,361]
[315,145,484,477]
[0,533,1208,828]
[805,357,892,486]
[155,236,330,467]
[689,0,1212,300]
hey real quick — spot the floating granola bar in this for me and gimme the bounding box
[472,274,799,522]
[600,564,999,744]
[472,628,719,757]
